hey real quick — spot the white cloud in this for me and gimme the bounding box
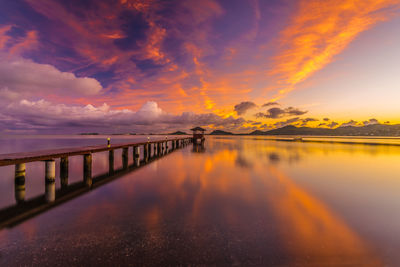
[0,55,102,99]
[0,100,246,133]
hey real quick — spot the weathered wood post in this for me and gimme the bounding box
[122,147,129,169]
[60,157,68,188]
[45,160,55,180]
[84,154,92,187]
[45,160,56,202]
[148,143,152,159]
[14,163,26,203]
[157,142,161,156]
[134,146,140,166]
[144,144,148,162]
[109,150,114,174]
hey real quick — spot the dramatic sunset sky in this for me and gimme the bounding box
[0,0,399,133]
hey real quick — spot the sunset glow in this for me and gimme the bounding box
[1,0,399,133]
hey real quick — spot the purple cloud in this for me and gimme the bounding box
[255,106,307,119]
[234,101,257,115]
[262,101,279,107]
[0,100,246,134]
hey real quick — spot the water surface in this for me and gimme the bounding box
[0,135,399,266]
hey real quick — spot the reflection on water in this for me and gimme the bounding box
[0,135,399,265]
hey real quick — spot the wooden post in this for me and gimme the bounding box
[109,150,114,174]
[148,143,152,158]
[144,144,148,162]
[14,163,26,203]
[122,147,129,169]
[45,160,56,181]
[60,157,68,188]
[45,160,56,202]
[84,154,92,187]
[134,146,140,166]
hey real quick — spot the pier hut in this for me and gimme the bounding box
[190,127,205,145]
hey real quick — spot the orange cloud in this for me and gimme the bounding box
[0,28,38,56]
[0,25,12,49]
[269,0,400,99]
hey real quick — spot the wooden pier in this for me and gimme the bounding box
[0,137,192,167]
[0,137,192,211]
[0,137,193,228]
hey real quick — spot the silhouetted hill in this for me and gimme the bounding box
[249,130,266,135]
[210,130,234,135]
[250,124,400,136]
[169,131,187,135]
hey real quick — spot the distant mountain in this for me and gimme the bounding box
[250,124,400,136]
[80,133,99,135]
[249,130,266,135]
[210,130,234,135]
[169,131,187,135]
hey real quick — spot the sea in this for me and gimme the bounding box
[0,134,399,266]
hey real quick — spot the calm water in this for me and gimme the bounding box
[0,135,400,266]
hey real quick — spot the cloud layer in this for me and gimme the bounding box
[0,100,246,133]
[255,107,308,119]
[0,1,399,133]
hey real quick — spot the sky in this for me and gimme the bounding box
[0,0,399,134]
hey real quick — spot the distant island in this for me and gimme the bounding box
[204,124,400,136]
[80,133,99,135]
[169,131,188,135]
[79,124,400,137]
[251,124,400,136]
[210,130,234,135]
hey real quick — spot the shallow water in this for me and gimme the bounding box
[0,135,399,266]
